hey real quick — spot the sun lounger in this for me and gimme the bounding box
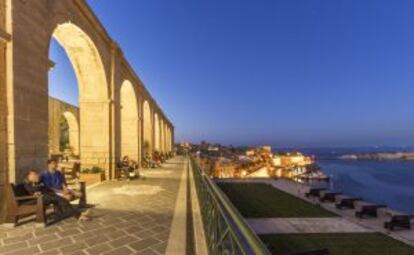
[319,191,342,202]
[305,188,327,198]
[354,201,386,218]
[335,195,362,209]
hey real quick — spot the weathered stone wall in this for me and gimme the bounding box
[48,97,79,156]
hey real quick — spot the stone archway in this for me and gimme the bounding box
[120,80,139,161]
[50,22,110,171]
[1,1,174,207]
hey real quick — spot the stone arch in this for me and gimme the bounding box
[62,111,80,156]
[50,22,110,170]
[143,100,152,155]
[120,80,139,161]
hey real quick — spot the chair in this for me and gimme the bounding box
[4,183,46,227]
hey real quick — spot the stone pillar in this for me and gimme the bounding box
[48,99,62,155]
[68,125,79,156]
[79,100,111,174]
[0,0,9,220]
[160,119,164,153]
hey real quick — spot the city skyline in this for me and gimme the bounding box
[50,0,414,147]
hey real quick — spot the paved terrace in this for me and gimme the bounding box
[0,157,193,255]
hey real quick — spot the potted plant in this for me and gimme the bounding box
[80,166,105,185]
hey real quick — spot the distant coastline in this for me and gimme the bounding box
[339,152,414,161]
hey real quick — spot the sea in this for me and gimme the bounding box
[290,147,414,214]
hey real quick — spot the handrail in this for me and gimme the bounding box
[191,156,271,255]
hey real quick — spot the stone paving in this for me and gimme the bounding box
[0,157,187,255]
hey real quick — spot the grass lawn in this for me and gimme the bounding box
[217,183,335,218]
[260,233,414,255]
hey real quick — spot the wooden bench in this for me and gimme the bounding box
[335,195,362,209]
[354,201,386,218]
[4,183,47,227]
[305,188,327,198]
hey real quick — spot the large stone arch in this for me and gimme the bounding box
[1,1,174,216]
[143,100,152,155]
[50,22,110,172]
[120,80,139,161]
[2,0,113,184]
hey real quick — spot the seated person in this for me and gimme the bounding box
[120,156,139,179]
[153,151,162,166]
[23,169,70,218]
[40,159,79,201]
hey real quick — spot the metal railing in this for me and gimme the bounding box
[191,157,271,255]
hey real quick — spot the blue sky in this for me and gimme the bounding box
[49,0,414,147]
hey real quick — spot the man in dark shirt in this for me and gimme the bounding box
[40,159,78,201]
[24,169,70,217]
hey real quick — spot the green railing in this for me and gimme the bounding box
[191,157,271,255]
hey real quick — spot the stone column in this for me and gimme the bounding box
[0,1,9,219]
[79,100,111,174]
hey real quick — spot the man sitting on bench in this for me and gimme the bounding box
[40,159,80,201]
[24,169,70,220]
